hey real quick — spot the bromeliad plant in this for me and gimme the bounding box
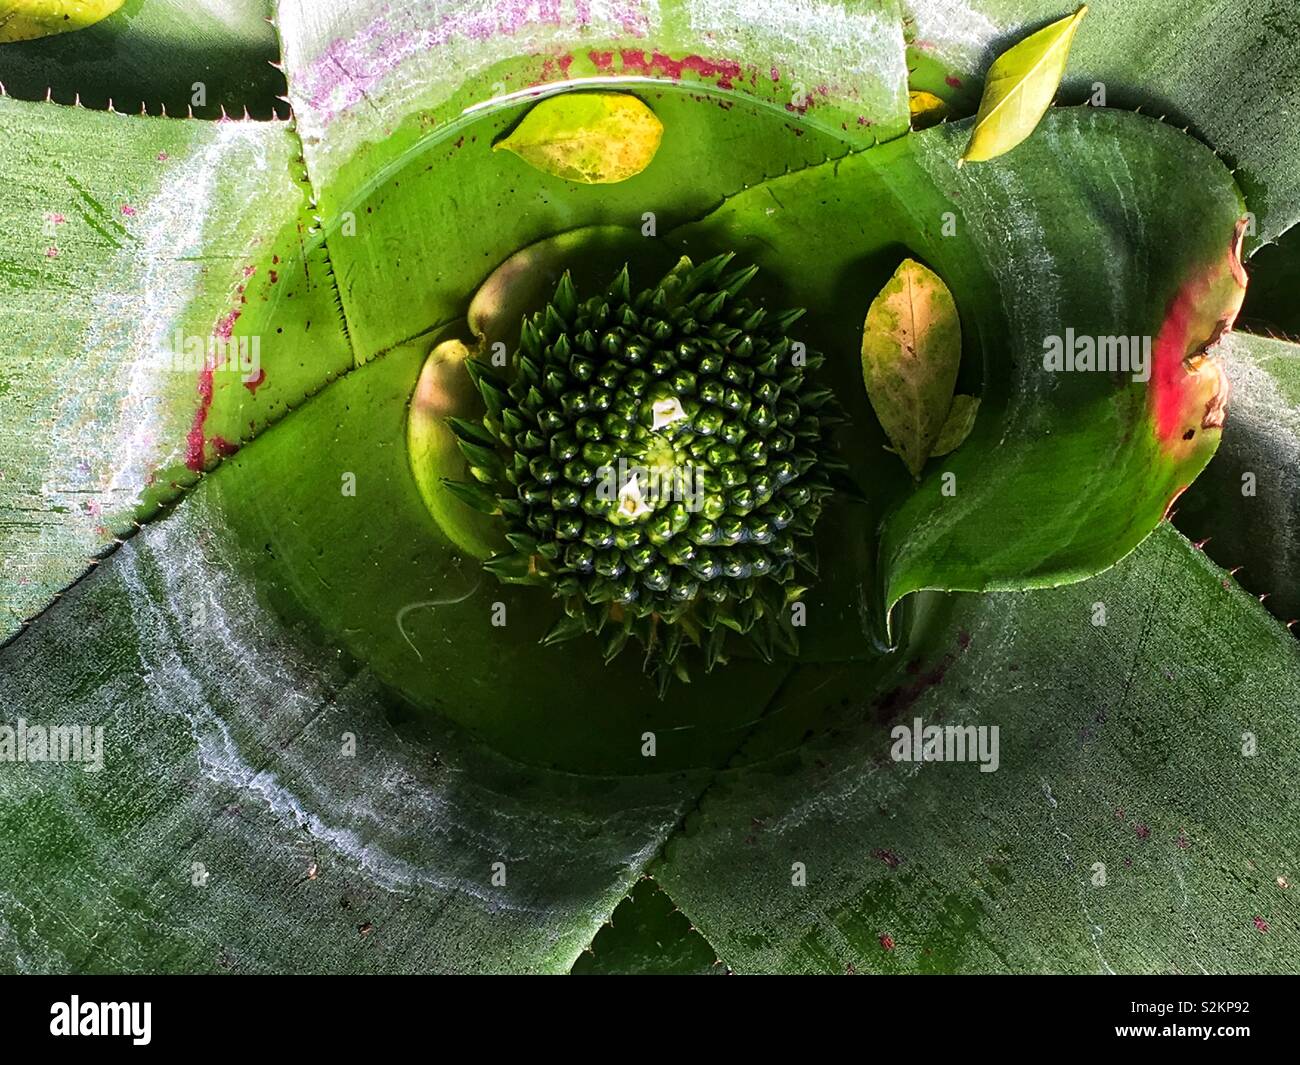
[444,254,842,690]
[2,0,1299,976]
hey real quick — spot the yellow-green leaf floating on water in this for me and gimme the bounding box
[861,258,963,479]
[960,5,1088,164]
[0,0,124,43]
[494,92,663,184]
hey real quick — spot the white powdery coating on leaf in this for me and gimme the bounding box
[911,125,1062,444]
[114,124,270,491]
[116,540,432,896]
[280,0,663,186]
[112,498,690,924]
[684,0,909,115]
[1218,335,1300,569]
[38,123,281,546]
[903,0,1006,71]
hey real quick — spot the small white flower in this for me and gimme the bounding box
[650,396,687,431]
[618,475,652,520]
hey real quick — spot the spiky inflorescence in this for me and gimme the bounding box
[444,253,845,692]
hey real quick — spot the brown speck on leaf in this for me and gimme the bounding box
[1278,876,1290,890]
[1136,823,1151,841]
[1253,916,1269,933]
[872,848,903,869]
[879,934,895,951]
[358,921,374,936]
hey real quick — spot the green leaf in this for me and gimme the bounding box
[439,479,500,517]
[275,0,909,196]
[571,878,724,975]
[408,338,508,558]
[860,258,962,478]
[182,342,791,776]
[0,0,123,43]
[465,226,678,356]
[0,0,286,119]
[1240,224,1300,333]
[0,489,714,972]
[931,394,981,456]
[494,92,663,185]
[445,416,498,451]
[1173,331,1300,626]
[656,526,1300,973]
[0,96,352,641]
[299,98,858,361]
[904,0,1300,244]
[667,108,1247,636]
[273,0,910,357]
[5,0,1298,978]
[960,5,1087,164]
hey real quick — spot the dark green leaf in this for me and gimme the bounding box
[657,526,1300,973]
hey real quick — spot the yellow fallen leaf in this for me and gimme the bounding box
[0,0,124,43]
[960,5,1088,165]
[908,90,949,129]
[861,259,962,479]
[494,92,663,185]
[930,394,981,456]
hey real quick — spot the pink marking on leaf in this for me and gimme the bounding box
[185,307,243,471]
[1151,217,1248,447]
[185,366,214,472]
[614,49,743,90]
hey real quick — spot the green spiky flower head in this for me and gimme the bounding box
[445,253,844,691]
